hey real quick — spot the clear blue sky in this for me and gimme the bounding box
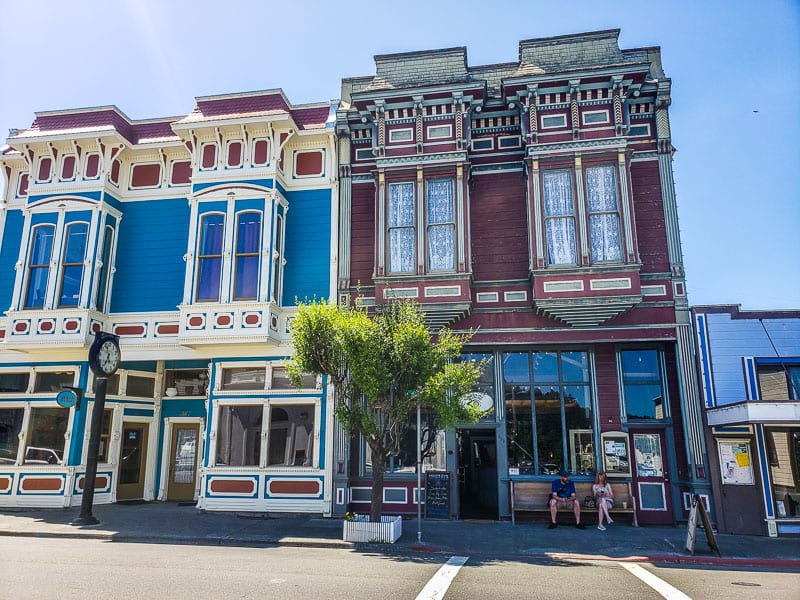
[1,0,798,310]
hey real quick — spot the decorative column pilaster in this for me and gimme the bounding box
[337,134,352,291]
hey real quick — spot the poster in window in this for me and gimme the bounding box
[718,440,754,485]
[600,431,631,477]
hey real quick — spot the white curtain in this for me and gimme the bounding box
[388,182,415,273]
[427,178,455,271]
[586,165,622,262]
[543,170,577,265]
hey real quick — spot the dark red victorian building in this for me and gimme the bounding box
[334,30,709,525]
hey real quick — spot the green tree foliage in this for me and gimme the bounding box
[288,299,484,522]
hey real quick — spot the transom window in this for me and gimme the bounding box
[620,350,666,420]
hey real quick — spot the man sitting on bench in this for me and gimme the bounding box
[549,469,585,529]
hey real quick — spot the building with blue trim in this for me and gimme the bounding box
[0,90,339,514]
[693,305,800,537]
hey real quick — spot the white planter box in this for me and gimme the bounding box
[342,515,403,543]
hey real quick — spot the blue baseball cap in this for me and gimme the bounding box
[558,470,569,477]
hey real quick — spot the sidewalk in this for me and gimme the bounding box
[1,502,798,569]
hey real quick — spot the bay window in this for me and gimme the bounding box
[386,177,456,275]
[541,162,624,267]
[267,405,315,466]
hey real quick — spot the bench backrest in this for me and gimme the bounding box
[511,480,632,510]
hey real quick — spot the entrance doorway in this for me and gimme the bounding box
[117,423,149,501]
[166,423,200,501]
[456,428,498,520]
[630,430,673,525]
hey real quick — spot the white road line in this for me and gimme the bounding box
[415,555,469,600]
[619,562,693,600]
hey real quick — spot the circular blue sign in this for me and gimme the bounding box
[56,389,79,408]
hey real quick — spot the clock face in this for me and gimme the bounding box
[97,339,120,375]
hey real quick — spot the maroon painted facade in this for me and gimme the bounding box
[333,30,709,524]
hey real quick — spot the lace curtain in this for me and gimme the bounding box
[543,169,577,265]
[586,165,622,262]
[388,182,415,273]
[427,178,455,271]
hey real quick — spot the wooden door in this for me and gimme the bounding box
[167,423,199,501]
[117,423,148,500]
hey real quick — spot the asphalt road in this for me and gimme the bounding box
[0,537,797,600]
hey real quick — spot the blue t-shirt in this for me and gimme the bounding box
[552,478,575,498]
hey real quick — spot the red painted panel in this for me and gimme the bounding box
[227,142,242,167]
[210,478,255,494]
[157,323,180,335]
[110,160,121,184]
[270,479,321,495]
[630,162,670,273]
[202,144,216,169]
[295,150,323,176]
[244,314,260,325]
[595,345,622,431]
[85,154,100,178]
[0,475,10,489]
[37,157,52,181]
[350,185,376,286]
[76,474,108,491]
[61,155,76,179]
[253,140,269,165]
[188,316,204,327]
[64,320,79,331]
[21,477,62,491]
[131,163,161,188]
[114,324,145,336]
[216,314,231,326]
[0,329,5,339]
[469,173,529,281]
[14,321,28,333]
[17,173,29,195]
[39,320,54,332]
[171,161,191,184]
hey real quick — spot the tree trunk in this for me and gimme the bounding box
[370,449,386,522]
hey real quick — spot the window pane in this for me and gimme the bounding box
[791,368,800,401]
[543,170,577,265]
[99,409,113,463]
[25,268,50,308]
[624,384,664,420]
[268,405,315,466]
[589,214,622,262]
[364,410,444,474]
[164,369,208,396]
[59,265,84,307]
[215,405,262,466]
[26,226,55,308]
[389,228,415,273]
[759,367,788,401]
[388,183,415,227]
[427,179,454,224]
[92,373,120,395]
[222,367,266,390]
[426,177,456,272]
[95,228,114,312]
[561,352,589,383]
[0,373,29,393]
[586,165,618,212]
[199,214,224,254]
[236,212,261,253]
[34,372,74,393]
[173,427,197,484]
[461,353,495,421]
[535,385,563,474]
[633,433,664,477]
[621,350,660,381]
[25,408,68,464]
[63,223,88,263]
[532,351,559,383]
[126,375,155,398]
[427,224,454,271]
[197,257,222,301]
[565,386,593,474]
[0,408,24,463]
[234,256,259,299]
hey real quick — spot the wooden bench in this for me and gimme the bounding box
[510,480,637,526]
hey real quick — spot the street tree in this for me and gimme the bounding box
[288,299,484,522]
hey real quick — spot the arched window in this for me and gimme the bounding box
[196,213,225,301]
[24,224,55,309]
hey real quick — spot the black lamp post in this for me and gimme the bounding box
[71,332,120,526]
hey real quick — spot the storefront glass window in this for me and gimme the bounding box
[0,408,24,464]
[620,350,665,420]
[267,405,315,466]
[766,428,800,518]
[24,407,69,464]
[215,405,263,466]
